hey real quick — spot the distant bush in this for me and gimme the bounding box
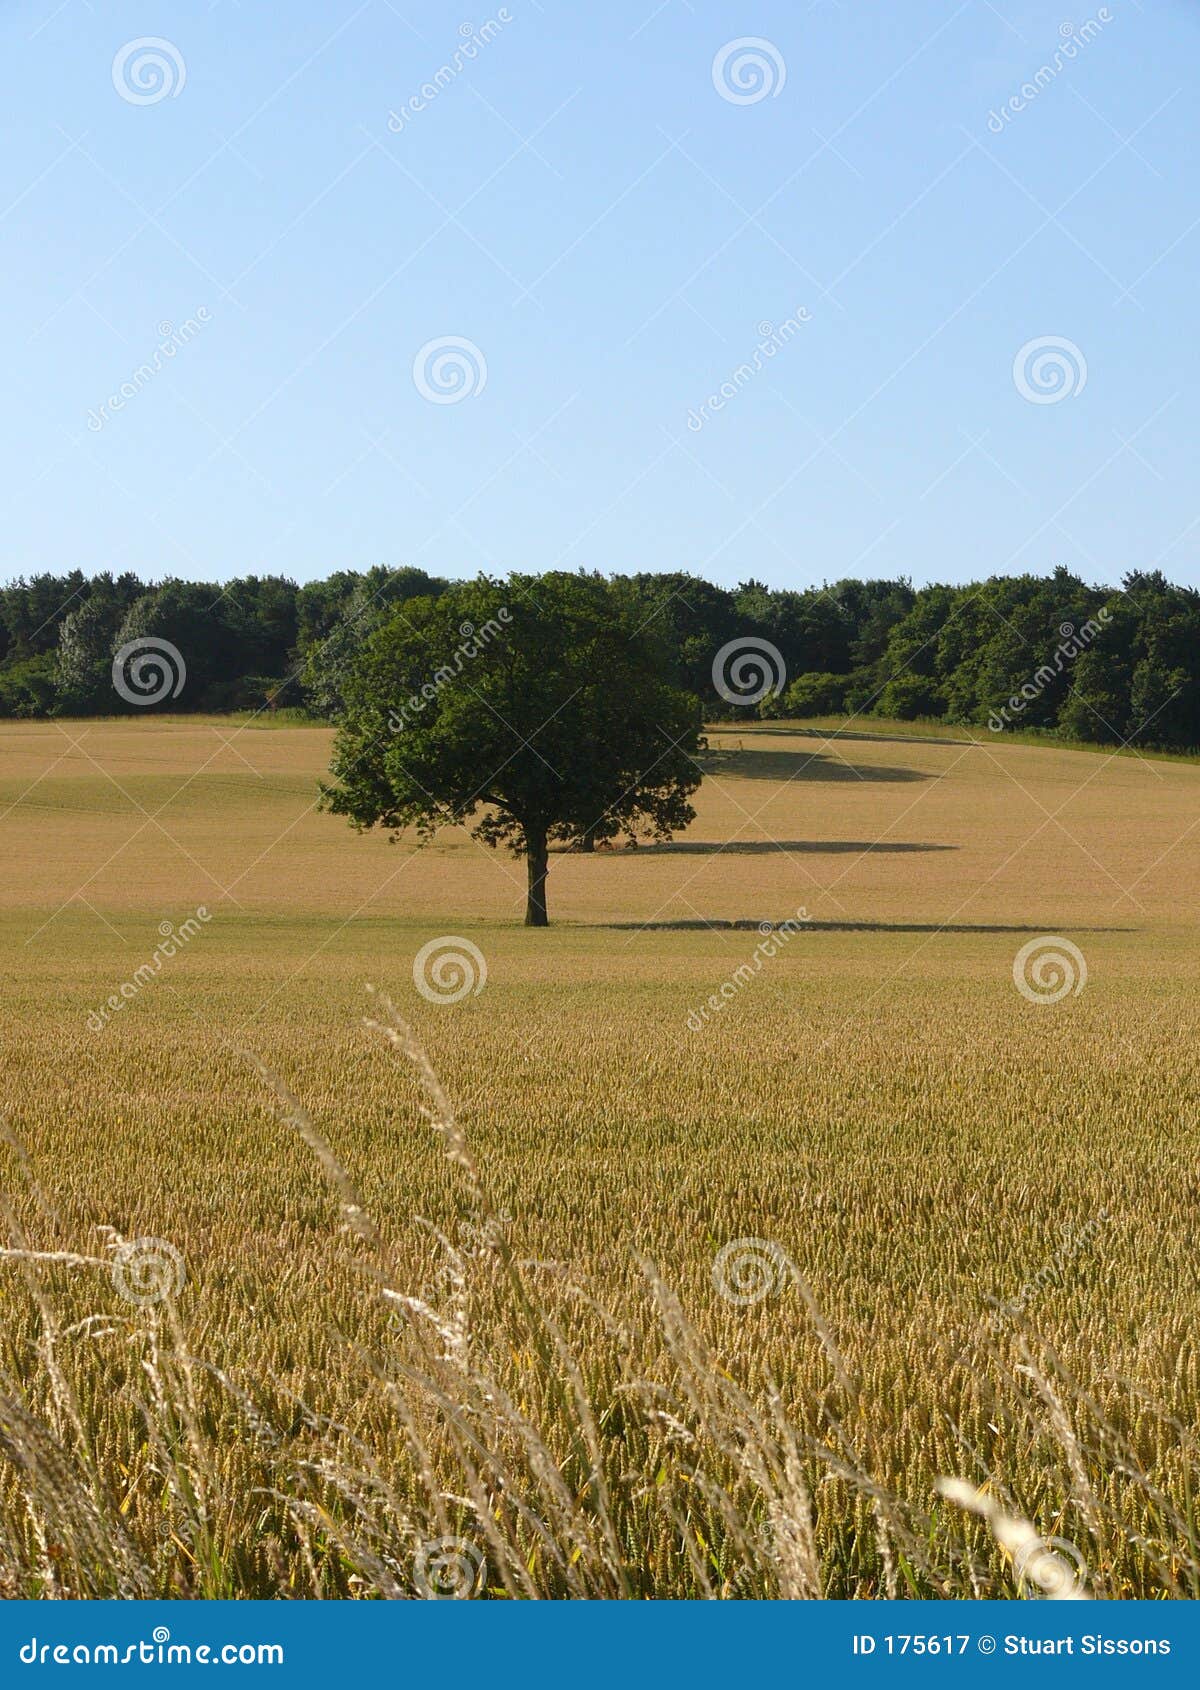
[777,671,850,717]
[0,653,57,718]
[874,673,947,720]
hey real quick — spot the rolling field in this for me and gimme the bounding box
[2,716,1199,1598]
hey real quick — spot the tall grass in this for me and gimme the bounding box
[0,992,1198,1599]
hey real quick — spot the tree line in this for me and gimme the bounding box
[1,562,1197,752]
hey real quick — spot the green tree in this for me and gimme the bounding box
[1125,577,1200,749]
[0,571,87,664]
[1059,574,1200,749]
[55,572,145,714]
[299,566,449,719]
[112,581,242,710]
[322,572,704,926]
[0,654,57,718]
[749,584,854,680]
[838,577,915,667]
[781,671,849,717]
[221,576,299,672]
[871,583,959,718]
[944,569,1104,731]
[627,572,739,705]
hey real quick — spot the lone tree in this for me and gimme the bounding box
[322,571,704,925]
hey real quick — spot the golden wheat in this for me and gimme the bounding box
[0,716,1197,1597]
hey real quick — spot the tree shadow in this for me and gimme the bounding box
[719,725,978,750]
[699,746,928,782]
[598,919,1135,934]
[606,839,955,856]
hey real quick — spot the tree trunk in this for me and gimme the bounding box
[578,825,596,853]
[524,827,550,926]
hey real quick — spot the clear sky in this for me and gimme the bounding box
[4,0,1198,592]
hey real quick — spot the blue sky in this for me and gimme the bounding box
[4,0,1199,592]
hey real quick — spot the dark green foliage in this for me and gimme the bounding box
[111,582,255,712]
[781,671,851,717]
[297,566,448,720]
[0,653,58,717]
[868,568,1135,738]
[625,571,743,700]
[55,573,147,714]
[1,561,1199,753]
[0,571,88,666]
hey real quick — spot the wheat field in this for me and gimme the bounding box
[1,715,1198,1598]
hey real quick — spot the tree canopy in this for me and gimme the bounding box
[1,563,1199,759]
[320,571,704,925]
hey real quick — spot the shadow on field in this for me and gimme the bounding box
[603,839,955,856]
[599,919,1135,934]
[713,726,980,750]
[699,747,927,782]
